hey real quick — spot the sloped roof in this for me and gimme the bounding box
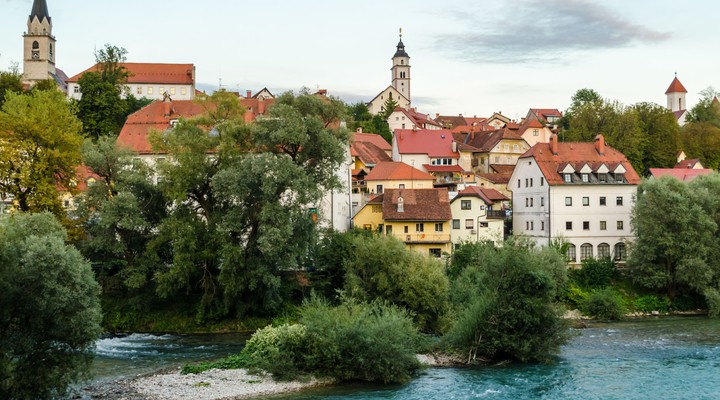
[435,115,467,128]
[423,164,465,173]
[351,141,392,166]
[30,0,50,23]
[665,76,688,94]
[520,136,641,185]
[365,161,434,181]
[382,188,451,221]
[67,63,195,84]
[674,159,703,169]
[476,173,512,184]
[393,107,443,129]
[530,108,562,120]
[490,164,516,174]
[454,186,509,204]
[461,127,524,152]
[394,129,459,158]
[352,132,391,151]
[649,168,713,181]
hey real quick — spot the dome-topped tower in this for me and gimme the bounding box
[23,0,57,86]
[391,28,411,103]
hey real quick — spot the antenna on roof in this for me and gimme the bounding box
[399,27,403,40]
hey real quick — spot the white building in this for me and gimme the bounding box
[367,32,411,115]
[22,0,69,90]
[510,134,639,264]
[450,186,508,246]
[666,75,688,126]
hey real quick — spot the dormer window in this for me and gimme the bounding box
[397,197,404,213]
[582,174,589,183]
[599,173,607,183]
[616,173,625,183]
[564,174,572,183]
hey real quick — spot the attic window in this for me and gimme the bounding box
[169,119,179,128]
[397,197,404,213]
[582,174,589,183]
[564,174,572,183]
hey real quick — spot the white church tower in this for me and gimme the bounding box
[665,74,688,126]
[391,28,411,103]
[23,0,57,86]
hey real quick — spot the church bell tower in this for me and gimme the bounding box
[391,28,411,104]
[23,0,56,85]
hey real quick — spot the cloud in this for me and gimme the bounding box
[435,0,671,64]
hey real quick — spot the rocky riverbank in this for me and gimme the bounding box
[76,368,332,400]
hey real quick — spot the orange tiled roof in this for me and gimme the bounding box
[365,161,434,182]
[476,173,512,184]
[67,63,195,85]
[460,127,523,152]
[454,186,509,204]
[395,129,459,158]
[665,77,688,94]
[352,132,392,151]
[674,159,703,169]
[117,100,205,154]
[382,188,452,221]
[649,168,713,181]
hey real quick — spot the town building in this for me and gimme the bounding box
[67,63,196,101]
[510,134,639,264]
[352,188,452,257]
[364,161,435,194]
[350,129,392,194]
[367,32,412,115]
[450,186,508,246]
[454,126,530,175]
[22,0,68,90]
[387,107,442,132]
[666,75,688,126]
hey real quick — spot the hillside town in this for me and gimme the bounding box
[13,0,717,265]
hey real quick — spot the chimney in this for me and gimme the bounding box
[594,134,605,156]
[246,90,252,99]
[550,133,558,155]
[163,93,172,117]
[452,141,457,153]
[356,127,363,133]
[435,113,440,118]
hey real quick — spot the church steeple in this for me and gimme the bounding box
[29,0,51,24]
[391,28,411,104]
[23,0,56,85]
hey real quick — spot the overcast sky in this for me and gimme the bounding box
[1,0,717,120]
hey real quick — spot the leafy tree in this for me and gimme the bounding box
[445,241,570,363]
[346,102,392,142]
[686,87,720,127]
[76,44,150,140]
[630,102,681,171]
[381,96,399,120]
[0,89,83,215]
[0,212,102,399]
[0,65,23,107]
[680,122,720,169]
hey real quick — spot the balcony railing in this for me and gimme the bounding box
[487,210,506,219]
[390,232,451,243]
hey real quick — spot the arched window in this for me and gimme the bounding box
[598,243,610,259]
[32,41,39,49]
[566,244,576,262]
[614,243,627,261]
[580,243,593,260]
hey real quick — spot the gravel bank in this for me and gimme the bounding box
[78,368,331,400]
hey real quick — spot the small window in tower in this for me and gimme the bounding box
[401,60,405,65]
[49,44,53,56]
[32,41,39,49]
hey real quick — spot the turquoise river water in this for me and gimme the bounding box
[90,317,720,399]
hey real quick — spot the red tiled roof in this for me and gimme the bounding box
[476,173,512,184]
[394,107,443,129]
[673,110,687,120]
[520,136,641,185]
[649,168,713,181]
[459,127,524,152]
[434,115,467,128]
[382,188,452,221]
[454,186,509,204]
[674,159,703,169]
[490,164,516,174]
[67,63,195,84]
[394,129,459,158]
[530,108,562,120]
[365,161,434,181]
[422,164,465,173]
[464,117,487,125]
[352,132,392,151]
[665,77,688,94]
[351,141,392,166]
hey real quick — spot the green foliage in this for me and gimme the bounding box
[342,234,450,333]
[240,324,310,380]
[680,122,720,170]
[445,242,570,363]
[0,66,23,107]
[584,288,625,320]
[563,283,590,310]
[0,213,102,399]
[0,89,83,215]
[182,353,250,375]
[381,96,399,121]
[686,87,720,127]
[570,258,616,289]
[633,295,670,313]
[346,102,392,142]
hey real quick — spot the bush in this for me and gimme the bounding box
[571,257,616,289]
[563,283,589,310]
[584,288,625,320]
[445,242,571,363]
[240,324,310,380]
[633,295,670,313]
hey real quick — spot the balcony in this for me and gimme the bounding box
[487,210,506,219]
[391,232,451,244]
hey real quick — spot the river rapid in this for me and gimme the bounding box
[87,317,720,399]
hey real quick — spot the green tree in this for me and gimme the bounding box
[346,102,392,142]
[381,96,399,120]
[686,87,720,126]
[0,212,102,399]
[631,102,681,171]
[76,44,150,140]
[445,241,570,363]
[0,65,23,107]
[0,89,83,215]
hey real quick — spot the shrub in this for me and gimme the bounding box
[563,283,589,310]
[240,324,310,380]
[584,288,625,320]
[633,295,670,313]
[571,257,616,289]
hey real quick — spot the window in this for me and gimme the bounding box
[181,88,187,96]
[599,173,607,183]
[404,226,409,233]
[617,221,624,230]
[565,197,572,206]
[386,225,393,235]
[530,178,534,187]
[564,174,572,183]
[514,144,519,151]
[530,221,534,230]
[479,222,489,228]
[148,87,154,95]
[540,197,544,207]
[73,86,80,93]
[525,179,529,187]
[526,221,529,230]
[452,219,460,229]
[136,87,142,95]
[582,197,589,206]
[540,177,545,186]
[600,196,606,206]
[580,243,593,260]
[614,243,627,261]
[504,144,509,150]
[461,200,471,210]
[435,223,443,232]
[567,244,577,262]
[517,179,521,188]
[170,88,176,95]
[376,185,383,194]
[583,221,590,230]
[541,221,545,230]
[598,243,610,259]
[600,221,607,230]
[465,219,474,229]
[159,87,165,94]
[363,224,372,230]
[582,174,589,183]
[566,221,573,230]
[429,248,441,258]
[416,223,424,232]
[530,198,534,207]
[616,196,623,206]
[616,173,625,183]
[533,129,539,136]
[398,184,405,189]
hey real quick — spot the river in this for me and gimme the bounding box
[88,317,720,399]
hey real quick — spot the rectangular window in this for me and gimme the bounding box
[600,196,606,206]
[541,221,545,231]
[404,226,409,233]
[617,196,623,206]
[435,223,443,232]
[181,88,187,96]
[530,178,534,187]
[73,86,80,93]
[565,197,572,206]
[517,179,521,188]
[617,221,624,230]
[540,177,544,186]
[526,221,529,230]
[525,198,529,207]
[599,173,607,183]
[530,198,534,207]
[376,185,383,194]
[616,173,625,183]
[533,129,539,136]
[429,248,442,258]
[525,179,529,188]
[416,223,424,232]
[583,197,589,206]
[386,225,392,235]
[461,200,471,210]
[452,219,460,229]
[582,174,589,183]
[530,221,534,230]
[566,221,572,230]
[479,222,489,228]
[564,174,572,183]
[159,87,165,94]
[600,221,607,230]
[583,221,590,230]
[398,184,405,189]
[136,87,142,95]
[540,197,545,207]
[148,87,154,95]
[170,87,176,95]
[465,219,474,229]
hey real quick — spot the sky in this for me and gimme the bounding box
[1,0,718,121]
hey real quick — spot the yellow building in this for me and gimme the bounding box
[353,188,452,257]
[364,161,435,194]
